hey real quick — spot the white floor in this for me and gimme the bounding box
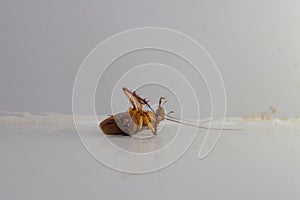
[1,113,300,199]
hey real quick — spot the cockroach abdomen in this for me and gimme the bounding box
[99,116,129,136]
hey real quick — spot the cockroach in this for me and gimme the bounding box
[99,87,241,136]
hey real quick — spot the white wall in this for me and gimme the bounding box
[1,0,299,117]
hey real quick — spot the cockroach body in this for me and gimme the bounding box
[99,87,241,136]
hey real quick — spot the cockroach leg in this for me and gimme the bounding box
[143,114,156,134]
[123,87,147,112]
[122,87,137,110]
[132,92,143,112]
[126,88,154,112]
[137,113,143,131]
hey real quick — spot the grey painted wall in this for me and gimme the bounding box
[1,0,299,117]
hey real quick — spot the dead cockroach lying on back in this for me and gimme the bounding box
[99,87,241,136]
